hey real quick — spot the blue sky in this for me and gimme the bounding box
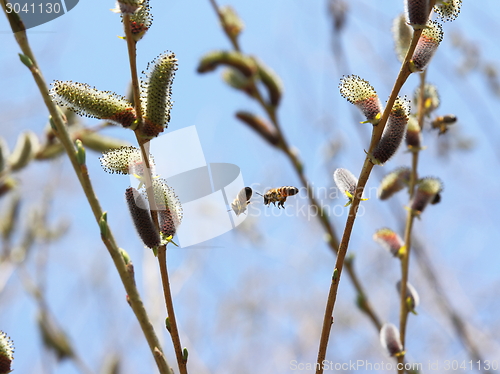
[1,1,500,373]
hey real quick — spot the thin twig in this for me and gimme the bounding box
[315,22,427,372]
[122,13,187,374]
[397,71,426,372]
[1,4,171,373]
[158,246,188,374]
[206,0,383,349]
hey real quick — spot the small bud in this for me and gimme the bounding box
[414,83,440,116]
[377,167,411,200]
[334,168,365,206]
[0,178,17,198]
[219,6,244,39]
[405,116,422,150]
[0,331,14,374]
[116,0,141,14]
[371,97,410,165]
[405,0,429,29]
[197,50,257,78]
[124,0,152,42]
[373,228,404,257]
[339,75,382,124]
[38,312,74,360]
[76,129,131,153]
[235,111,279,146]
[333,268,339,281]
[409,21,443,72]
[99,212,109,239]
[0,137,10,173]
[152,179,183,238]
[380,323,404,357]
[410,177,443,214]
[431,114,457,135]
[254,58,283,107]
[8,131,39,171]
[50,81,136,128]
[392,14,413,63]
[100,146,155,176]
[182,347,189,363]
[396,280,420,313]
[119,248,131,265]
[222,68,253,91]
[165,317,171,332]
[125,187,161,249]
[140,52,178,138]
[0,194,20,242]
[434,0,461,22]
[356,293,367,313]
[75,139,86,165]
[18,52,33,69]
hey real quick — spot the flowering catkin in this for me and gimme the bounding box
[334,168,360,205]
[125,187,160,248]
[434,0,461,22]
[380,323,404,357]
[405,0,429,28]
[373,228,405,257]
[152,179,183,238]
[339,75,382,124]
[50,81,136,128]
[410,177,443,214]
[410,21,444,72]
[100,146,155,176]
[140,52,178,137]
[371,97,410,165]
[0,331,14,374]
[377,167,411,200]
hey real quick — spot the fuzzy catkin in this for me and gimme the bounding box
[125,187,160,248]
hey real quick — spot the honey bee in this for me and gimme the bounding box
[259,186,299,208]
[431,114,457,135]
[229,187,253,216]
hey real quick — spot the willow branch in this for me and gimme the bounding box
[1,4,171,373]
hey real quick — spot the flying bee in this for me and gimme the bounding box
[229,187,253,216]
[431,114,457,135]
[258,186,299,209]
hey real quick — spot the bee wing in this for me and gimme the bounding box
[238,187,252,205]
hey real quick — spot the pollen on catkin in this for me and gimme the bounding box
[405,0,429,29]
[50,81,136,127]
[339,75,382,124]
[0,330,14,374]
[406,116,422,150]
[124,0,152,41]
[125,187,160,248]
[380,323,404,357]
[409,21,444,72]
[414,83,440,116]
[373,228,404,257]
[392,14,413,63]
[371,96,410,165]
[333,168,358,204]
[151,179,183,238]
[140,52,178,137]
[434,0,461,22]
[377,167,411,200]
[410,177,443,214]
[100,146,155,176]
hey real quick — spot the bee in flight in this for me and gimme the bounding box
[258,186,299,209]
[431,114,457,135]
[229,187,253,216]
